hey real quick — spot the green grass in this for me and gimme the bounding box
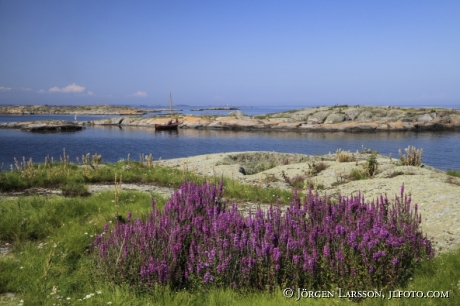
[446,169,460,178]
[0,160,294,204]
[1,159,459,305]
[348,168,368,180]
[1,190,459,305]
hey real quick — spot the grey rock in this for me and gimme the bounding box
[387,109,405,117]
[344,109,361,120]
[352,123,377,131]
[370,108,387,117]
[418,114,433,122]
[401,118,414,122]
[306,117,320,124]
[324,113,348,124]
[450,114,460,124]
[207,121,223,127]
[307,111,331,123]
[96,117,124,125]
[356,111,374,122]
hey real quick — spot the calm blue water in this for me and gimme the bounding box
[1,106,460,171]
[1,124,459,171]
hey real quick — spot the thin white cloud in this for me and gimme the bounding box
[0,86,13,91]
[38,89,45,93]
[87,91,95,96]
[49,83,85,93]
[133,91,147,97]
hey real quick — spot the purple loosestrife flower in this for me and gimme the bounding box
[336,248,344,263]
[203,271,214,284]
[323,244,330,259]
[372,250,387,262]
[293,255,301,264]
[92,181,433,292]
[273,247,281,262]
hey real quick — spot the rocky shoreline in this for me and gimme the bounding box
[2,105,460,132]
[88,105,460,132]
[0,120,84,132]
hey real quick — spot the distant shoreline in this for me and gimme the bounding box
[2,105,460,133]
[88,105,460,133]
[0,104,147,115]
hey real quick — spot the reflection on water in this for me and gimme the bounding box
[0,126,459,171]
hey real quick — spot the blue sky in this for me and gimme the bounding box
[0,1,459,107]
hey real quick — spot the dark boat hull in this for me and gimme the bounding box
[155,123,179,130]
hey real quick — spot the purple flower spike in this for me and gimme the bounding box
[91,181,433,292]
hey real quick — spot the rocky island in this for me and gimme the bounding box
[0,120,83,132]
[191,107,239,111]
[2,105,460,133]
[0,104,147,115]
[89,105,460,132]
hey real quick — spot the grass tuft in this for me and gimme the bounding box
[446,169,460,178]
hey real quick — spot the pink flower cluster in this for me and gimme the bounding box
[92,181,433,292]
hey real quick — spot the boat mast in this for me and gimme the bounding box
[169,92,173,120]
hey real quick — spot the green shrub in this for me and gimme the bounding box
[61,182,89,197]
[364,153,378,177]
[348,168,367,180]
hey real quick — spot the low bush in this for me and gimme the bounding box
[364,153,378,177]
[336,149,352,163]
[92,181,433,295]
[307,161,329,176]
[399,146,423,166]
[348,168,367,180]
[61,182,89,197]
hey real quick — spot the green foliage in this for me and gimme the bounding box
[348,168,368,180]
[446,169,460,178]
[61,182,89,197]
[348,153,378,180]
[364,153,378,177]
[1,189,459,304]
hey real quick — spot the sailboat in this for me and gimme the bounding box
[155,92,180,130]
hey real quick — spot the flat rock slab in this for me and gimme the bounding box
[0,120,84,132]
